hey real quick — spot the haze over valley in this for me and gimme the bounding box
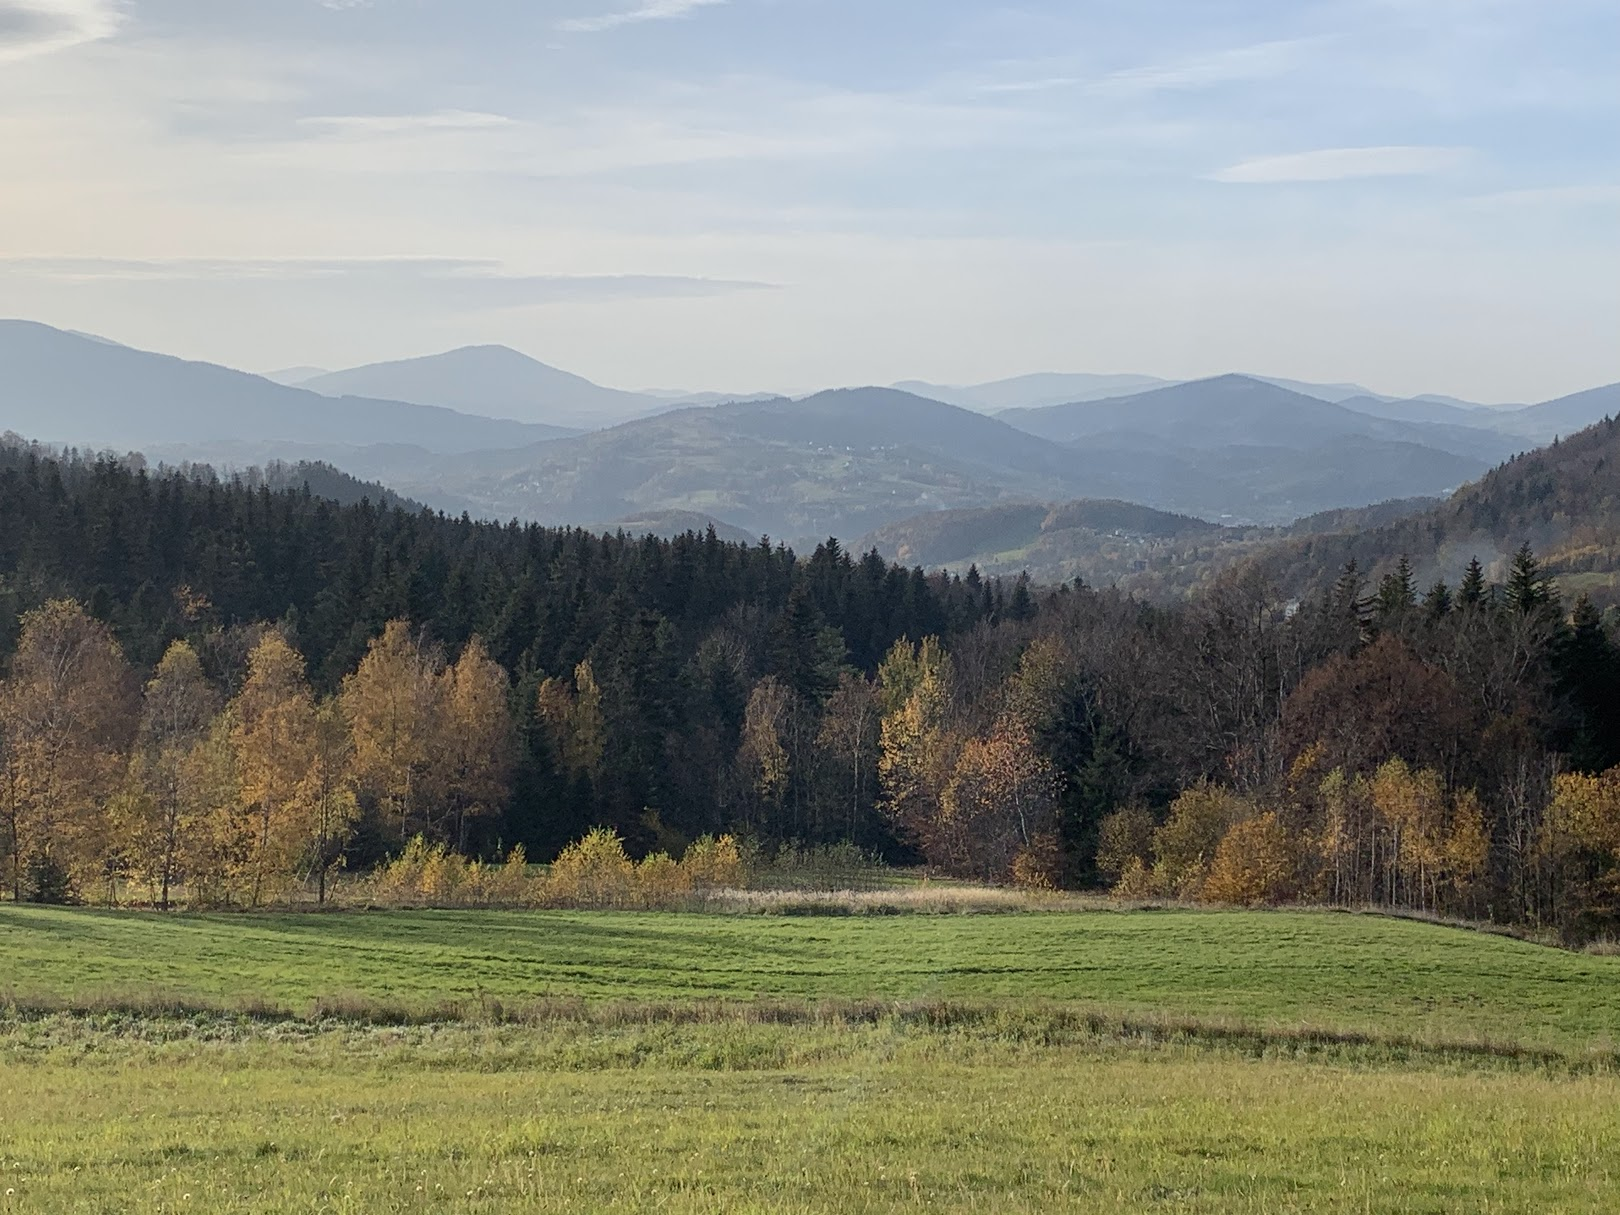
[6,320,1617,570]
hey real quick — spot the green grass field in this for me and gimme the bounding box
[3,905,1619,1212]
[4,905,1617,1048]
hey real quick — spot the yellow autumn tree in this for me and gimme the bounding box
[740,676,793,819]
[438,637,516,849]
[1,600,135,901]
[1370,759,1449,910]
[173,716,243,908]
[342,620,447,843]
[877,638,957,864]
[1148,781,1253,898]
[535,659,606,781]
[293,699,360,904]
[939,723,1059,881]
[1539,769,1620,927]
[121,640,221,908]
[230,633,317,906]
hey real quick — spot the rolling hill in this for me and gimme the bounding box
[431,388,1095,542]
[998,374,1519,465]
[0,321,574,454]
[1484,382,1620,445]
[859,494,1439,591]
[404,384,1497,542]
[892,372,1173,411]
[1240,414,1620,604]
[302,345,659,430]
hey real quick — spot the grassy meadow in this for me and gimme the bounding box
[3,904,1619,1212]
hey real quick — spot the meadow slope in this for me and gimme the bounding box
[2,906,1617,1050]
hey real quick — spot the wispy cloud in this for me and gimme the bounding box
[1093,37,1322,96]
[300,111,517,136]
[0,257,776,305]
[1212,146,1470,183]
[558,0,727,34]
[974,37,1319,100]
[0,0,119,60]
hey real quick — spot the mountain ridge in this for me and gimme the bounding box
[301,345,659,430]
[0,321,575,455]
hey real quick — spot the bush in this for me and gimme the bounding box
[683,835,749,890]
[545,828,636,907]
[1010,832,1064,891]
[1096,806,1156,885]
[1200,813,1298,906]
[360,830,763,910]
[367,837,536,907]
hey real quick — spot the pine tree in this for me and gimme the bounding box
[1457,558,1487,608]
[1557,594,1620,773]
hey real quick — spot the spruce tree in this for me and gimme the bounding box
[1457,558,1487,608]
[1422,580,1453,622]
[1505,543,1556,615]
[1373,557,1416,629]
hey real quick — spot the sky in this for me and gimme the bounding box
[0,0,1616,402]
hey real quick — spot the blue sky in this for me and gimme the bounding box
[0,0,1616,400]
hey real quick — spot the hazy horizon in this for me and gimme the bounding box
[2,0,1617,402]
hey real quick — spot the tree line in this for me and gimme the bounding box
[3,439,1619,938]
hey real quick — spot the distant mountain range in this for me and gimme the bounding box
[3,320,1617,548]
[369,381,1505,539]
[995,375,1519,466]
[0,322,573,454]
[295,345,658,430]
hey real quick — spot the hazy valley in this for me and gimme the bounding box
[6,320,1618,567]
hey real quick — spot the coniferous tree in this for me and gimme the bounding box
[1373,557,1417,631]
[1423,580,1453,623]
[1506,543,1557,616]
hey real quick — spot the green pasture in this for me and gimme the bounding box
[2,1017,1618,1213]
[2,905,1617,1049]
[3,906,1619,1212]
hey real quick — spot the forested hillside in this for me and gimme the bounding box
[1246,415,1620,605]
[0,436,1013,871]
[860,496,1437,593]
[3,437,1619,939]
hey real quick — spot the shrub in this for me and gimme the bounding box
[634,851,690,905]
[683,835,748,891]
[1010,832,1064,891]
[1201,812,1298,906]
[545,828,636,908]
[1096,806,1156,885]
[366,837,538,907]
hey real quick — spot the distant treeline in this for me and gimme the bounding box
[2,439,1618,939]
